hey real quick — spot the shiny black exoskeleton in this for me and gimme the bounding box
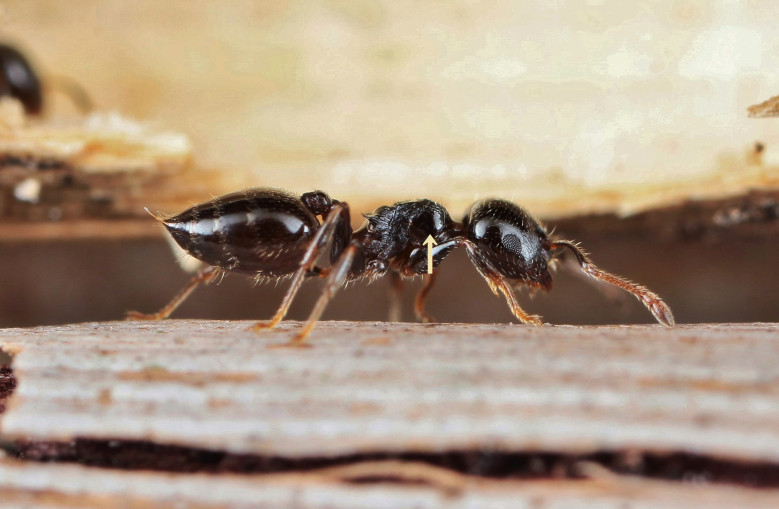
[0,44,43,115]
[161,189,347,276]
[130,187,674,346]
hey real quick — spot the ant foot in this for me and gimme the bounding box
[267,339,312,349]
[525,315,543,326]
[125,310,163,321]
[249,320,278,332]
[416,312,436,324]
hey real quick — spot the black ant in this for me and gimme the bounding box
[128,188,674,347]
[0,43,91,115]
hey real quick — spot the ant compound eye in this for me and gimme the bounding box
[466,200,552,288]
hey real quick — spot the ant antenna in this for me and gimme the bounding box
[45,75,93,113]
[550,240,675,327]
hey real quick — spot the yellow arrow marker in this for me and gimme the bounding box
[423,235,438,274]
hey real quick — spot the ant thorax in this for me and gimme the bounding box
[353,199,460,278]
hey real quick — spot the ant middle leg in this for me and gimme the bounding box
[126,266,219,321]
[277,243,358,347]
[387,270,403,322]
[414,271,439,323]
[251,202,349,333]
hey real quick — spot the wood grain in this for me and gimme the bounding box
[1,320,778,461]
[3,457,779,509]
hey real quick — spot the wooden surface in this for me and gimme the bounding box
[2,320,779,507]
[1,320,778,459]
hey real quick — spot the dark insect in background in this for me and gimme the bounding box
[0,42,92,115]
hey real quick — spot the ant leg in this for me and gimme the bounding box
[279,243,358,347]
[126,266,219,320]
[550,240,675,326]
[251,203,348,332]
[465,243,543,325]
[414,271,439,323]
[306,266,330,278]
[493,278,543,325]
[388,270,403,322]
[45,75,94,113]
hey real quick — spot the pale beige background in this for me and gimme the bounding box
[3,0,778,216]
[0,1,777,329]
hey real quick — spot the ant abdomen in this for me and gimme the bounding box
[161,188,322,276]
[464,199,553,289]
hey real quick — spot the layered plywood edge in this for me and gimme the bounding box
[0,98,228,239]
[1,93,779,241]
[1,320,779,506]
[3,458,779,509]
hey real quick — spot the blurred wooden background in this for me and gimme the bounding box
[0,0,776,327]
[2,0,779,215]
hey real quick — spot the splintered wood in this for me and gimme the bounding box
[0,98,226,238]
[1,320,779,507]
[749,95,779,118]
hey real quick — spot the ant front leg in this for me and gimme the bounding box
[464,243,543,326]
[126,266,219,321]
[251,202,350,334]
[491,278,543,325]
[414,271,439,323]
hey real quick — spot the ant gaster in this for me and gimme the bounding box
[128,188,674,346]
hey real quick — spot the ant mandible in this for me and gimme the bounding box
[128,188,675,347]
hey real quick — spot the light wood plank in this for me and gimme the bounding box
[1,321,778,461]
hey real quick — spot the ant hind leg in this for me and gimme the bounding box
[275,243,358,348]
[126,266,219,321]
[251,202,349,333]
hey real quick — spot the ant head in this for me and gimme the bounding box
[463,200,553,289]
[359,199,460,275]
